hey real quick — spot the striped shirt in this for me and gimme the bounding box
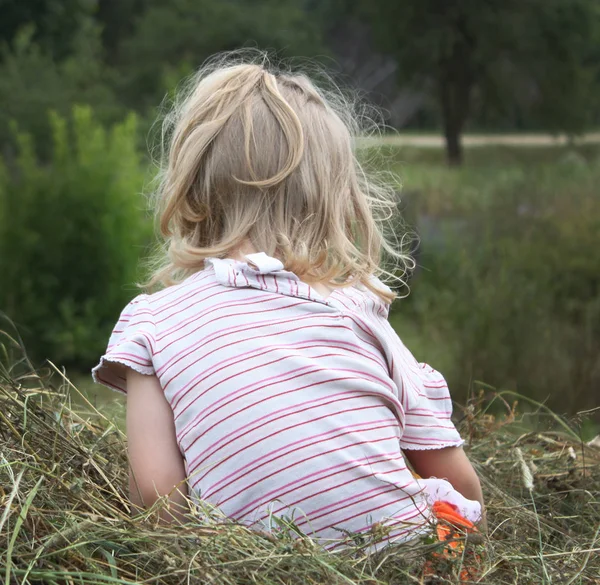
[93,252,464,548]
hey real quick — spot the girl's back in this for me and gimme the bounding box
[93,52,483,549]
[94,253,463,546]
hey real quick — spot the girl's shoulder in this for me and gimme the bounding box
[337,275,393,318]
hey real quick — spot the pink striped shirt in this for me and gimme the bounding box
[93,253,463,548]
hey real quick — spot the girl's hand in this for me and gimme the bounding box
[126,369,189,523]
[403,445,487,532]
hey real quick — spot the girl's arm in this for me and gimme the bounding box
[126,369,189,523]
[403,446,487,529]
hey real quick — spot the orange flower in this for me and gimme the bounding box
[423,501,481,583]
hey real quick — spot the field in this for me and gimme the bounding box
[2,141,599,584]
[381,144,600,419]
[1,333,599,585]
[62,142,600,423]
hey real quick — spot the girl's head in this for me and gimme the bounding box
[149,52,411,302]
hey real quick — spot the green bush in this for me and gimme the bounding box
[0,25,122,158]
[391,148,600,413]
[0,106,152,368]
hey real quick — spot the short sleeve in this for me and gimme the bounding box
[398,362,464,450]
[91,294,155,394]
[369,309,464,451]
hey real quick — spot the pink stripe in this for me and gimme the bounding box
[180,386,368,455]
[332,294,356,312]
[407,410,452,419]
[296,483,402,527]
[176,357,365,429]
[105,352,151,367]
[158,307,318,380]
[422,378,447,386]
[400,436,461,445]
[314,490,416,534]
[203,429,400,504]
[190,405,392,489]
[175,339,387,433]
[177,360,342,440]
[156,289,263,340]
[115,308,153,321]
[175,343,392,437]
[150,268,213,304]
[172,336,388,413]
[405,422,455,429]
[262,468,403,524]
[164,320,347,393]
[110,331,155,353]
[187,395,392,477]
[183,389,368,456]
[415,394,451,401]
[177,363,329,427]
[156,294,287,352]
[389,356,405,406]
[231,451,400,519]
[172,339,317,408]
[199,422,396,497]
[178,364,396,440]
[195,416,395,489]
[159,296,309,364]
[112,319,153,334]
[155,282,223,321]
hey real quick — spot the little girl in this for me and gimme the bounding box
[93,54,484,549]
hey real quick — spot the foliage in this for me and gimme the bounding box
[115,0,327,111]
[388,145,600,413]
[0,107,152,368]
[0,24,121,157]
[361,0,600,164]
[0,0,93,60]
[1,338,599,584]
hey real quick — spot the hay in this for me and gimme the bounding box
[1,330,599,584]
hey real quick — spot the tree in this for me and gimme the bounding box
[115,0,326,111]
[361,0,600,165]
[0,25,120,156]
[0,0,93,60]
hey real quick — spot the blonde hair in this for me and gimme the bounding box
[147,51,412,303]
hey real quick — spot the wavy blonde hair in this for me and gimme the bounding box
[147,52,412,303]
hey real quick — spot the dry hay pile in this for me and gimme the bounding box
[1,332,599,584]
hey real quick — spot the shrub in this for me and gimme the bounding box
[391,148,600,413]
[0,106,152,368]
[0,25,121,158]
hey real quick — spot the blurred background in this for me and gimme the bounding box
[0,0,598,424]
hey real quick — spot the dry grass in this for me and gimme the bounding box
[1,327,599,585]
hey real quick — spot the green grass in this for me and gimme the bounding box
[64,142,600,421]
[2,332,599,585]
[366,144,600,416]
[2,142,600,584]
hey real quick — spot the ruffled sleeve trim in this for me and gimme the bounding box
[399,363,464,450]
[91,294,155,394]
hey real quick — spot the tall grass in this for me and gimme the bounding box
[0,132,598,414]
[382,145,600,414]
[1,326,599,584]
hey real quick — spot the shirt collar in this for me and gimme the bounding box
[205,253,331,305]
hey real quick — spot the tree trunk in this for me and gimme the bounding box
[443,114,463,166]
[440,76,471,167]
[438,16,476,167]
